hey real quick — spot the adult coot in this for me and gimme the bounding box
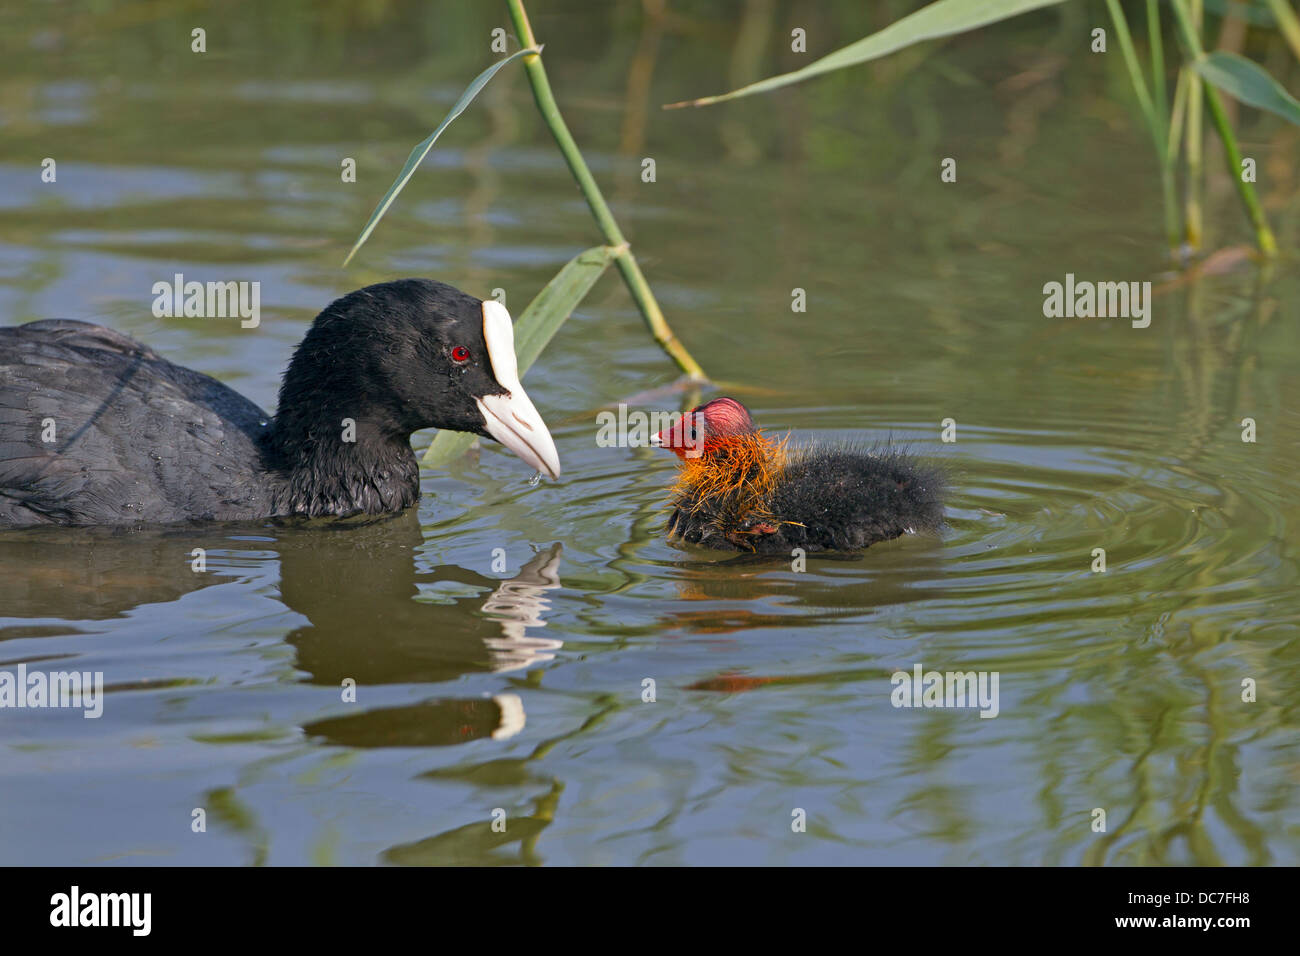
[653,397,943,553]
[0,279,559,526]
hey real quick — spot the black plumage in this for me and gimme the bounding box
[656,398,944,554]
[0,279,559,527]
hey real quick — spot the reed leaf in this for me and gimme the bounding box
[1192,50,1300,124]
[343,46,537,267]
[664,0,1066,109]
[421,243,617,467]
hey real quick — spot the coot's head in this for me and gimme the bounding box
[652,397,755,461]
[278,279,559,478]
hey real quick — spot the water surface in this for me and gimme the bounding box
[2,1,1298,865]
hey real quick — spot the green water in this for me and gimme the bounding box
[1,0,1298,865]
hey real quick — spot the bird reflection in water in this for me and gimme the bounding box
[479,543,563,673]
[295,534,566,748]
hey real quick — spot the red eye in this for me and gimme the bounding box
[451,346,470,363]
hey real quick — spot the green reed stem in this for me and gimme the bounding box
[505,0,708,381]
[1184,1,1204,250]
[1185,63,1204,248]
[1168,66,1189,160]
[1170,0,1277,256]
[1106,0,1180,256]
[1266,0,1300,62]
[1148,1,1168,119]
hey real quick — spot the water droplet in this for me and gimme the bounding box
[528,471,542,487]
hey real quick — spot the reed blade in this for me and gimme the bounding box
[342,47,536,267]
[1192,50,1300,125]
[664,0,1066,109]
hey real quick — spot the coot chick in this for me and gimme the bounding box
[653,398,943,553]
[0,280,559,526]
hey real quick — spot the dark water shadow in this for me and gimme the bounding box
[0,513,566,746]
[0,524,239,627]
[278,517,564,687]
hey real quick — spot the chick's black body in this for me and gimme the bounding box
[667,446,945,554]
[0,279,537,527]
[657,398,944,554]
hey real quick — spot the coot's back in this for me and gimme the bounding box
[0,320,274,526]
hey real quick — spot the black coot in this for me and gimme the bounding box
[652,397,943,553]
[0,279,559,526]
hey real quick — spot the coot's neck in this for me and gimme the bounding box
[263,340,421,518]
[262,412,419,518]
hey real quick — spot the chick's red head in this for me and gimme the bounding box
[652,397,756,460]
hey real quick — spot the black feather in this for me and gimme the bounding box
[1,280,513,527]
[668,440,945,554]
